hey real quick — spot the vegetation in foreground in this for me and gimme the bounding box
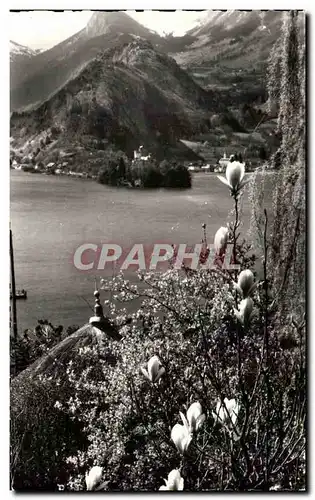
[10,12,305,492]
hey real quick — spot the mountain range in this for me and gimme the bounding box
[10,40,42,62]
[10,10,293,111]
[10,10,296,165]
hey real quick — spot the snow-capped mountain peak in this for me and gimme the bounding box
[10,40,42,61]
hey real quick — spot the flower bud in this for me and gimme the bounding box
[140,355,165,383]
[226,161,245,189]
[214,226,229,253]
[185,402,206,433]
[159,470,184,491]
[237,270,255,297]
[85,466,103,491]
[234,298,254,324]
[171,423,192,455]
[217,161,247,192]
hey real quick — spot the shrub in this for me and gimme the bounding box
[11,366,88,490]
[10,320,79,376]
[161,162,191,188]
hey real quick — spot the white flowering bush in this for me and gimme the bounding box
[11,157,304,492]
[10,158,305,492]
[11,157,305,491]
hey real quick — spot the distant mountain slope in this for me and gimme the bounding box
[10,41,43,98]
[11,10,294,112]
[10,40,41,61]
[167,10,305,105]
[10,40,227,160]
[85,11,161,40]
[172,11,285,68]
[10,11,166,111]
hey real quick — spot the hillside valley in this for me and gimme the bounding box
[170,10,305,105]
[11,39,232,171]
[10,11,285,171]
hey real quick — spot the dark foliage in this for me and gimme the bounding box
[10,320,79,377]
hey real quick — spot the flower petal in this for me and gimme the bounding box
[233,282,243,296]
[217,175,231,187]
[234,308,243,323]
[239,162,245,182]
[171,423,185,453]
[148,355,160,382]
[86,466,103,491]
[239,177,251,190]
[237,270,254,297]
[195,413,206,431]
[247,282,258,297]
[171,422,192,454]
[140,367,150,380]
[156,366,165,382]
[226,162,245,189]
[178,478,184,490]
[179,412,189,432]
[187,402,202,429]
[214,227,229,253]
[167,469,181,489]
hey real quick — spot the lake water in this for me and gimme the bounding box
[10,170,268,333]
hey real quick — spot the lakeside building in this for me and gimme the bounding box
[133,146,152,162]
[218,152,230,171]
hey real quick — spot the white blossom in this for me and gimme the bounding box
[85,466,103,491]
[213,398,240,427]
[214,227,229,253]
[217,161,248,192]
[159,469,184,491]
[171,423,192,455]
[234,298,254,324]
[180,402,206,434]
[234,269,256,297]
[140,355,165,383]
[270,484,282,491]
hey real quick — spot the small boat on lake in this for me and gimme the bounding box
[10,285,27,300]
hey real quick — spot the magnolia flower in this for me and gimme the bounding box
[234,269,256,297]
[213,398,240,427]
[234,298,254,325]
[217,161,248,192]
[140,355,165,383]
[85,466,103,491]
[214,226,229,253]
[180,402,206,434]
[171,423,192,455]
[270,484,282,491]
[159,469,184,491]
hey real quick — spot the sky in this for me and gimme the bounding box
[9,10,208,50]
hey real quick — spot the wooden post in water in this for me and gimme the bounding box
[10,228,18,341]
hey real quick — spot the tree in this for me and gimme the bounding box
[10,320,79,377]
[163,163,191,188]
[97,150,128,186]
[117,157,126,179]
[258,146,267,160]
[250,10,305,320]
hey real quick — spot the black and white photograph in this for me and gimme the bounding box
[9,7,307,492]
